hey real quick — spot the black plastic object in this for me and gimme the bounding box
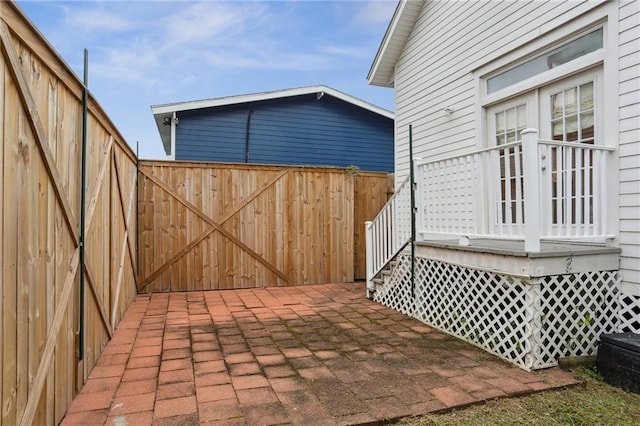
[597,332,640,394]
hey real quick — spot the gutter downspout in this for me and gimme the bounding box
[245,110,253,163]
[169,112,177,160]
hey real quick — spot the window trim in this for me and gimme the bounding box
[472,3,617,149]
[486,28,604,95]
[538,68,604,144]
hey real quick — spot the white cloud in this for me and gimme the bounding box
[201,48,333,71]
[163,2,267,47]
[61,4,133,34]
[354,0,397,26]
[321,44,373,60]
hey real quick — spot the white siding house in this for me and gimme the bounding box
[366,0,639,370]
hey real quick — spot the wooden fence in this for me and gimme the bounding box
[1,2,138,425]
[138,161,392,292]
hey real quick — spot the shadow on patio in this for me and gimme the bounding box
[61,283,577,425]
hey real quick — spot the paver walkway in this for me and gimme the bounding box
[62,282,577,425]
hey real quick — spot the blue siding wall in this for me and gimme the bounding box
[174,94,394,172]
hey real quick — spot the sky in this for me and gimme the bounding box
[16,0,397,159]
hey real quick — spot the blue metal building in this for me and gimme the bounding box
[151,86,394,172]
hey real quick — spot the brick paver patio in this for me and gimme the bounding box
[62,282,577,425]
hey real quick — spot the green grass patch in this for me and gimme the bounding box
[399,367,640,426]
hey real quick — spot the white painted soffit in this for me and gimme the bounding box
[367,0,425,88]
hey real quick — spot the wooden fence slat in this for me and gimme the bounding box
[110,230,129,329]
[84,137,113,236]
[0,29,4,421]
[18,247,80,426]
[112,148,137,280]
[83,266,113,339]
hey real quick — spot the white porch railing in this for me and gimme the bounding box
[415,129,616,251]
[365,128,616,295]
[365,175,412,293]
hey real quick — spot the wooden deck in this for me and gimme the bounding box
[415,238,620,277]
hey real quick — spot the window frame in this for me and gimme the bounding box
[472,3,617,150]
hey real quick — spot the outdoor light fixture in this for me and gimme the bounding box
[162,116,172,126]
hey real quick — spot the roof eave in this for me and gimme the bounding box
[367,0,424,88]
[151,85,393,119]
[150,108,172,156]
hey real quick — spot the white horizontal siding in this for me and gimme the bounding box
[389,0,639,296]
[392,0,604,181]
[618,0,640,295]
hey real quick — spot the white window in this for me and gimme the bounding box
[487,28,603,94]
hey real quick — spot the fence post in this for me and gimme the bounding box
[365,221,374,299]
[413,158,423,241]
[521,128,541,252]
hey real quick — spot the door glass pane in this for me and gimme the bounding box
[517,105,526,128]
[565,87,578,115]
[550,82,595,144]
[566,115,578,141]
[581,112,594,140]
[552,119,564,140]
[494,104,527,145]
[580,82,594,109]
[547,80,596,226]
[492,104,527,224]
[496,111,505,133]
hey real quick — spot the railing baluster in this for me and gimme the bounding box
[474,153,485,235]
[584,148,592,234]
[566,144,574,237]
[594,149,603,236]
[503,145,513,234]
[540,144,552,237]
[575,145,584,235]
[554,146,562,234]
[513,144,523,234]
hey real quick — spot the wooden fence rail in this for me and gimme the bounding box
[1,2,138,424]
[138,161,392,292]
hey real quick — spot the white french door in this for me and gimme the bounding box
[486,67,603,232]
[539,68,603,232]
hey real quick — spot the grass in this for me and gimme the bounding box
[399,367,640,426]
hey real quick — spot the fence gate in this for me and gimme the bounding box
[137,162,390,292]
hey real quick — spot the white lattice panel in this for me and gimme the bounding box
[374,256,414,316]
[373,254,620,370]
[413,258,534,368]
[618,293,640,333]
[532,271,619,369]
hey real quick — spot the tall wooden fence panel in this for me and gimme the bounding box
[353,173,394,279]
[1,2,138,425]
[138,162,391,292]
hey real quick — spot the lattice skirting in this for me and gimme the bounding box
[374,254,620,370]
[618,293,640,333]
